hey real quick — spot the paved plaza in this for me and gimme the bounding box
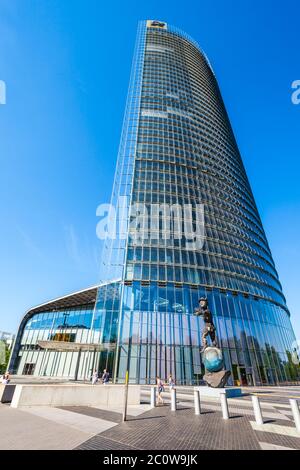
[0,385,300,450]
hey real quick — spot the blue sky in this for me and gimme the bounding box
[0,0,299,339]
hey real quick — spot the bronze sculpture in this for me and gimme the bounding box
[194,297,231,388]
[194,297,218,351]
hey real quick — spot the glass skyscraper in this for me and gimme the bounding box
[10,20,299,386]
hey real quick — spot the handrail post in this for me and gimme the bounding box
[220,391,229,419]
[150,386,156,408]
[171,388,177,411]
[194,388,201,415]
[252,395,263,425]
[290,399,300,432]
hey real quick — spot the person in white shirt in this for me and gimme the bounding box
[1,371,10,385]
[91,370,98,385]
[156,376,165,405]
[168,374,175,390]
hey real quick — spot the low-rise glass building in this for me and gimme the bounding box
[9,20,299,385]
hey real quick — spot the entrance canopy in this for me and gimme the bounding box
[37,340,116,352]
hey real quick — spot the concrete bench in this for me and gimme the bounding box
[10,384,140,408]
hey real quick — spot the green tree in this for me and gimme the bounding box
[0,341,10,374]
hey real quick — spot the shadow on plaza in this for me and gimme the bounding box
[126,415,165,422]
[127,406,217,422]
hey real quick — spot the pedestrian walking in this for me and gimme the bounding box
[156,376,165,405]
[102,369,110,385]
[91,370,98,385]
[1,371,10,385]
[168,374,175,390]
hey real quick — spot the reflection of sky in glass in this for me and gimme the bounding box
[24,308,94,330]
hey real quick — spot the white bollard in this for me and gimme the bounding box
[171,388,177,411]
[220,391,229,419]
[150,386,156,408]
[252,395,263,425]
[289,399,300,433]
[194,388,201,415]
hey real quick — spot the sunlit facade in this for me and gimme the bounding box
[10,20,299,385]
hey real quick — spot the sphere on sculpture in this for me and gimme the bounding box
[202,347,224,373]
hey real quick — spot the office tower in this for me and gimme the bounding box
[10,20,299,386]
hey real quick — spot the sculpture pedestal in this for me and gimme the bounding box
[196,386,242,399]
[204,369,231,388]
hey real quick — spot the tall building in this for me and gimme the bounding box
[9,20,299,386]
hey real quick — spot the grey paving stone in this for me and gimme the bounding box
[76,405,261,450]
[256,431,300,450]
[60,406,126,423]
[76,435,138,450]
[0,404,91,450]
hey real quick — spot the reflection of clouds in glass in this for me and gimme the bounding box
[291,340,300,365]
[156,297,169,307]
[172,303,184,313]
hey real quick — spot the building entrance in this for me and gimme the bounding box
[22,363,35,375]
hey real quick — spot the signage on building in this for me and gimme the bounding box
[147,20,167,30]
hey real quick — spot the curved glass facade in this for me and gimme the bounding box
[10,20,299,385]
[117,283,298,385]
[111,20,299,386]
[10,283,121,379]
